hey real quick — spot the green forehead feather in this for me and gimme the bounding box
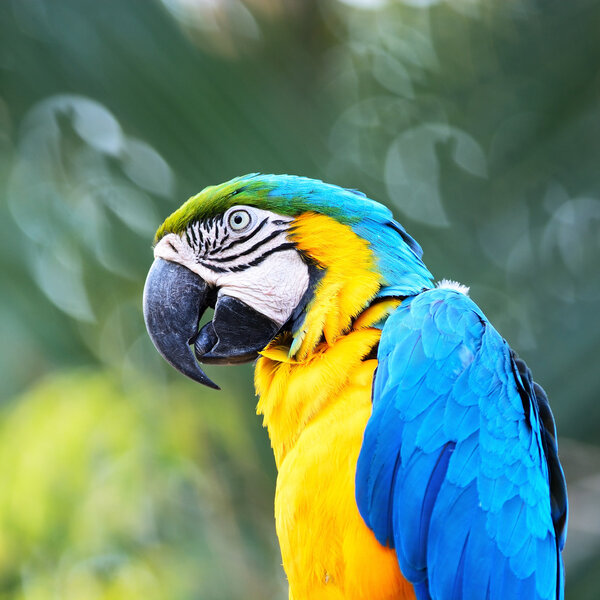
[154,173,367,244]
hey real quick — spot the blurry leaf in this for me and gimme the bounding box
[160,0,261,56]
[6,93,174,330]
[372,50,414,97]
[541,197,600,277]
[29,244,95,322]
[22,95,125,157]
[98,183,161,238]
[121,138,174,198]
[385,124,487,226]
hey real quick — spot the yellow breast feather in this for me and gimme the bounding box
[256,331,414,600]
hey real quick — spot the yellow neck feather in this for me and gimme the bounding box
[255,328,379,467]
[286,213,383,360]
[255,301,399,466]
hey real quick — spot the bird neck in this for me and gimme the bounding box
[255,298,400,467]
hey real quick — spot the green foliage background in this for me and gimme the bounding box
[0,0,599,598]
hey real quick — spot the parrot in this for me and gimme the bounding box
[142,173,567,600]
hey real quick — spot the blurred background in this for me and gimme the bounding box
[0,0,599,598]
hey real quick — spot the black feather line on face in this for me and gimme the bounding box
[225,243,296,273]
[195,259,228,273]
[184,210,296,276]
[210,228,289,263]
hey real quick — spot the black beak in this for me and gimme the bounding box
[193,294,280,364]
[143,258,219,389]
[143,258,280,389]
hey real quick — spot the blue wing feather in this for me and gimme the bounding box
[355,288,567,600]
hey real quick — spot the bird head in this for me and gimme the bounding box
[143,174,432,388]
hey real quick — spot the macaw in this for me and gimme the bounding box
[143,174,567,600]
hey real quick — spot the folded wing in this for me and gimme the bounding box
[355,288,567,600]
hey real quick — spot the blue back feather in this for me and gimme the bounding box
[355,288,567,600]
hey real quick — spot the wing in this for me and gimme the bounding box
[355,288,567,600]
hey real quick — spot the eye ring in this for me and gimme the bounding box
[228,209,252,232]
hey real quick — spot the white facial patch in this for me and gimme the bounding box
[154,206,310,326]
[214,249,309,325]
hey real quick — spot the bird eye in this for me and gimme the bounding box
[228,209,252,231]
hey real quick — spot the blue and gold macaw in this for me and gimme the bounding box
[143,174,567,600]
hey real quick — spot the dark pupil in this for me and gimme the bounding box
[234,215,243,224]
